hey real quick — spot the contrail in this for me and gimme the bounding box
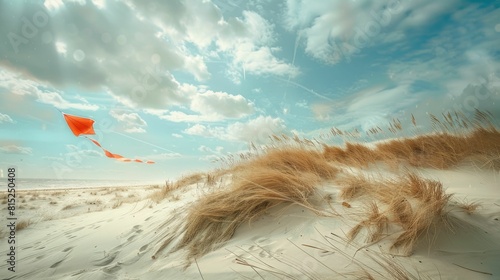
[290,32,301,74]
[283,32,302,102]
[111,131,179,154]
[275,77,334,101]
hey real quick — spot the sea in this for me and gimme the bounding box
[0,178,164,190]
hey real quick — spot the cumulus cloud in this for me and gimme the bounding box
[0,0,297,113]
[0,145,33,155]
[109,110,147,133]
[198,145,225,162]
[190,90,254,119]
[0,113,14,124]
[0,1,197,109]
[226,115,286,142]
[131,1,299,81]
[0,70,98,111]
[156,85,254,122]
[184,124,224,138]
[198,145,224,154]
[184,115,286,143]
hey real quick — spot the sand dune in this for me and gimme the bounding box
[1,114,500,279]
[1,165,499,279]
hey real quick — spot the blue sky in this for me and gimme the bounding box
[0,0,499,181]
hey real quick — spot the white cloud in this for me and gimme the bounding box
[66,144,102,157]
[184,115,286,143]
[184,124,223,137]
[198,145,210,152]
[55,41,67,55]
[284,0,461,64]
[131,2,298,84]
[0,0,298,114]
[295,100,308,108]
[303,2,500,133]
[143,109,169,117]
[109,110,147,133]
[142,152,182,160]
[218,11,299,83]
[161,111,215,123]
[191,90,254,118]
[184,55,211,81]
[0,70,98,111]
[44,0,64,10]
[42,156,64,162]
[156,85,254,122]
[0,113,14,124]
[198,145,224,153]
[384,4,500,111]
[0,145,33,155]
[172,133,183,138]
[226,115,286,142]
[311,84,417,131]
[198,145,225,162]
[1,1,204,110]
[184,124,207,136]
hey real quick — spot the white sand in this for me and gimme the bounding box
[1,167,499,279]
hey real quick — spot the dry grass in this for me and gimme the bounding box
[322,110,500,170]
[16,219,31,231]
[176,173,204,188]
[149,173,206,203]
[87,199,102,205]
[243,148,338,179]
[152,109,497,269]
[50,191,66,197]
[62,204,74,210]
[323,127,500,170]
[149,181,176,203]
[456,199,481,215]
[324,142,380,167]
[112,200,123,209]
[154,148,338,262]
[341,172,452,256]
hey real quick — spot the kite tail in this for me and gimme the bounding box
[85,136,155,164]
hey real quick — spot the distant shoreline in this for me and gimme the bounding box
[0,178,163,191]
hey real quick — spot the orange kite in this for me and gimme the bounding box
[62,112,155,164]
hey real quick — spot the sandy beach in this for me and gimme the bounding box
[1,142,500,279]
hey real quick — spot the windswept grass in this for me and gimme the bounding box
[152,109,498,271]
[342,172,452,256]
[322,111,500,170]
[455,199,482,215]
[153,148,339,262]
[149,172,222,203]
[16,219,31,231]
[323,127,500,170]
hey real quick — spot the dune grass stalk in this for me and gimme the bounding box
[153,148,338,262]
